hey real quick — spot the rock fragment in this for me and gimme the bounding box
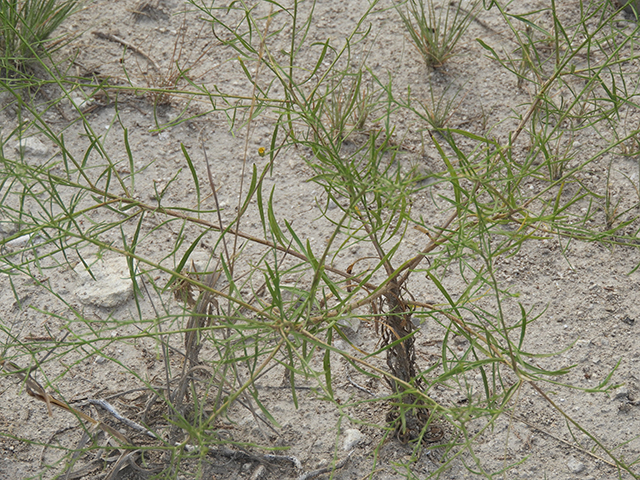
[14,137,50,157]
[614,386,629,401]
[567,457,585,474]
[343,428,365,450]
[74,257,134,308]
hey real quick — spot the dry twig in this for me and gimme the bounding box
[296,450,354,480]
[92,31,161,73]
[1,359,131,445]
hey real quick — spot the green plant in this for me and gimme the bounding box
[312,65,382,145]
[396,0,479,68]
[528,95,577,181]
[415,77,466,133]
[2,0,640,478]
[615,0,640,16]
[0,0,77,75]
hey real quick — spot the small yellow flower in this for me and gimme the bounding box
[258,147,266,157]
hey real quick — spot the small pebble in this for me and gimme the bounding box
[5,234,31,249]
[343,428,365,450]
[567,457,585,474]
[337,316,360,332]
[613,386,629,401]
[70,96,92,109]
[14,137,50,157]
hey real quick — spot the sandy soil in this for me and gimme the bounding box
[2,0,640,479]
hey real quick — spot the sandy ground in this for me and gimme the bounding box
[2,0,640,479]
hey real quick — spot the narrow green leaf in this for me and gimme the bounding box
[182,143,200,210]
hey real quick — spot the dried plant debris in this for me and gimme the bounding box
[130,0,168,22]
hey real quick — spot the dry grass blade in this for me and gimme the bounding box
[87,398,159,439]
[513,415,616,468]
[1,359,131,445]
[296,450,354,480]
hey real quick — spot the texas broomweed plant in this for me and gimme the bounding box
[1,0,640,479]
